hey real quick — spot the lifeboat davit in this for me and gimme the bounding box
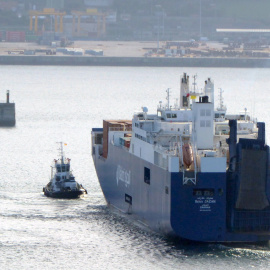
[182,143,193,167]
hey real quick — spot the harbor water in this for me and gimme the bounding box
[1,66,270,269]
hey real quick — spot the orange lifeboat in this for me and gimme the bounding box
[182,143,194,167]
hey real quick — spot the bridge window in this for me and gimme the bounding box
[56,165,61,173]
[206,120,211,127]
[200,120,205,127]
[200,109,206,116]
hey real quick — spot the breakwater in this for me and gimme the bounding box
[0,90,15,127]
[1,55,270,68]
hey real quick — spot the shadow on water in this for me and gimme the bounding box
[92,206,270,263]
[160,234,270,262]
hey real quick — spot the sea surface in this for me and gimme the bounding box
[1,66,270,270]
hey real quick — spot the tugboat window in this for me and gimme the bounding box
[144,167,150,184]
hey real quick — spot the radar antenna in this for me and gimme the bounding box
[166,88,171,110]
[192,74,197,92]
[217,88,227,111]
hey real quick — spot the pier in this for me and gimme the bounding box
[1,55,270,68]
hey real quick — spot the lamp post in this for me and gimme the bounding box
[199,0,202,39]
[155,5,163,51]
[50,0,53,32]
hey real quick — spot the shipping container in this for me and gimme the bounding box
[24,50,36,55]
[103,120,132,158]
[25,35,39,42]
[6,31,25,42]
[85,49,103,56]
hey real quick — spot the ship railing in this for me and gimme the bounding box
[109,127,132,132]
[0,100,15,103]
[179,136,184,171]
[192,139,198,174]
[156,143,179,157]
[119,145,130,152]
[183,176,196,185]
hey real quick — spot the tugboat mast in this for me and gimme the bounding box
[57,142,64,163]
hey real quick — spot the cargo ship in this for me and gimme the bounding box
[91,73,270,242]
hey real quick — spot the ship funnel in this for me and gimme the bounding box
[6,90,9,103]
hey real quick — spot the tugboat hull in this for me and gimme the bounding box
[43,187,87,199]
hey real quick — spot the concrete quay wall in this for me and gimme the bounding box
[1,55,270,68]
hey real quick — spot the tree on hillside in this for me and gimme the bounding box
[64,0,84,12]
[0,10,28,26]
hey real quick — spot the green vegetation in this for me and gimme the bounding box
[217,0,270,22]
[1,0,270,31]
[64,0,85,12]
[0,10,28,27]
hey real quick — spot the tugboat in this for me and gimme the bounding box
[43,142,87,199]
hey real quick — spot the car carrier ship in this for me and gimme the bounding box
[91,73,270,242]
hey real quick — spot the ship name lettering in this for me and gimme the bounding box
[205,199,216,203]
[195,200,203,204]
[200,204,211,212]
[116,165,131,187]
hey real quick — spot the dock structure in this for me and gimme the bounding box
[29,8,66,33]
[0,90,15,127]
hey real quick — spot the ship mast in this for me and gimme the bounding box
[217,88,227,112]
[57,142,64,163]
[192,74,197,92]
[166,88,171,110]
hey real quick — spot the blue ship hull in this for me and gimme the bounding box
[93,140,270,242]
